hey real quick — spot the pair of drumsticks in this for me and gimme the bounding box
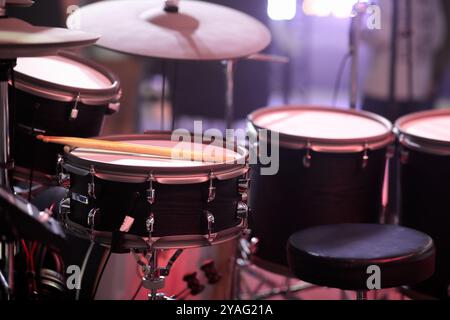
[36,135,234,163]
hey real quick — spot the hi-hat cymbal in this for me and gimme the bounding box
[6,0,34,7]
[0,18,100,59]
[67,0,271,61]
[0,188,65,248]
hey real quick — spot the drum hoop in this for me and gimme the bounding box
[63,133,249,184]
[395,109,450,155]
[65,218,244,250]
[12,51,121,107]
[247,105,394,152]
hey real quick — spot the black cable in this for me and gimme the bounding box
[131,282,143,300]
[90,249,112,300]
[332,52,351,106]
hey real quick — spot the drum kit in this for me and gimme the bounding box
[0,0,449,301]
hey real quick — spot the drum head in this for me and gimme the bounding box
[396,109,450,155]
[248,106,393,151]
[64,133,248,184]
[13,52,121,106]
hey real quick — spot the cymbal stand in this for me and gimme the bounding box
[0,59,15,190]
[132,248,183,300]
[223,59,237,129]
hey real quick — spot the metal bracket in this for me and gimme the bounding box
[400,147,410,164]
[302,141,312,168]
[146,213,155,246]
[70,94,81,120]
[207,172,216,203]
[147,173,156,205]
[205,210,217,243]
[362,143,369,169]
[57,154,70,188]
[238,166,250,202]
[87,208,100,240]
[88,165,96,199]
[236,201,249,229]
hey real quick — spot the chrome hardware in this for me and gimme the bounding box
[236,201,249,229]
[57,154,70,188]
[362,143,369,169]
[58,197,71,226]
[208,172,216,203]
[88,166,96,199]
[205,210,216,243]
[147,173,156,205]
[71,193,89,205]
[146,213,155,242]
[302,142,312,168]
[70,94,81,120]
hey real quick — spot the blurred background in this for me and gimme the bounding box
[9,0,450,133]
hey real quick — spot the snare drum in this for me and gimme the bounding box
[11,52,121,183]
[396,109,450,299]
[247,106,394,273]
[59,133,249,251]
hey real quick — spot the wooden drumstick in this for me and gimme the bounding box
[36,135,235,163]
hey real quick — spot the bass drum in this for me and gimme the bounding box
[247,105,394,274]
[11,52,121,185]
[396,109,450,299]
[94,239,238,300]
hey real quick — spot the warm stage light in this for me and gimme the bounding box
[267,0,297,21]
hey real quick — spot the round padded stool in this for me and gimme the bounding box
[287,224,435,298]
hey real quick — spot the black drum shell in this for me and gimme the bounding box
[249,145,387,269]
[67,172,242,238]
[12,87,110,176]
[400,147,450,299]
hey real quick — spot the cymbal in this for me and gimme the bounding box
[0,188,65,248]
[0,18,100,59]
[5,0,34,7]
[67,0,271,61]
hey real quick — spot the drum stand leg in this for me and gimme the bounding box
[133,248,183,300]
[234,237,315,300]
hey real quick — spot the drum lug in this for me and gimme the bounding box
[236,201,249,229]
[362,143,369,169]
[238,167,250,202]
[58,197,71,227]
[146,213,155,243]
[205,210,217,243]
[57,154,70,188]
[208,172,216,203]
[386,145,396,160]
[302,142,312,168]
[147,173,156,205]
[70,94,81,121]
[87,208,100,240]
[88,166,96,199]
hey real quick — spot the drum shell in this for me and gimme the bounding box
[12,86,110,176]
[249,144,387,269]
[400,146,450,299]
[67,172,242,238]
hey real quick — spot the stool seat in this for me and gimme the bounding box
[287,224,435,291]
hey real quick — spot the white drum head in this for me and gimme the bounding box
[15,55,112,90]
[248,106,393,151]
[399,114,450,143]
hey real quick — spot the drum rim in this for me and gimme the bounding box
[63,132,249,184]
[12,51,121,107]
[395,109,450,155]
[247,105,394,152]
